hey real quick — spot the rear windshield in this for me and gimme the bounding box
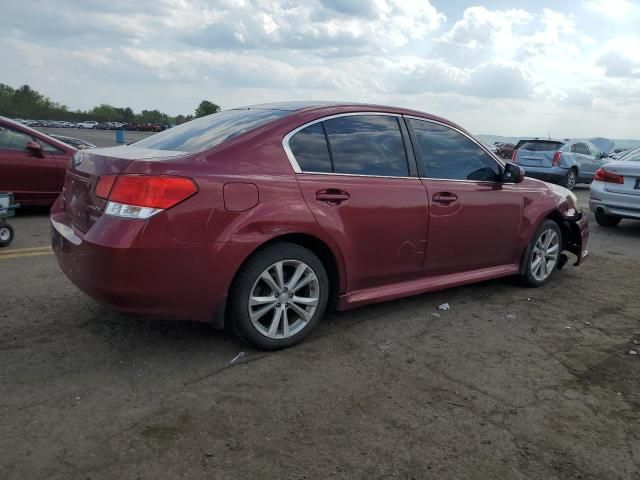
[133,109,290,153]
[520,141,564,152]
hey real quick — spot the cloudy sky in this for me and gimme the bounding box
[2,0,640,137]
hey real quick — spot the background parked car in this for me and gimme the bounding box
[0,116,76,206]
[50,134,96,150]
[589,146,640,227]
[496,143,516,159]
[513,139,610,190]
[77,121,98,129]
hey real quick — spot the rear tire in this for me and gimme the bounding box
[562,168,577,190]
[0,222,14,247]
[522,220,562,287]
[229,243,329,350]
[595,210,621,228]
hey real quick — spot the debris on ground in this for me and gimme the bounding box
[430,312,442,319]
[565,326,572,329]
[438,303,450,311]
[378,342,393,352]
[505,314,516,320]
[230,352,246,364]
[630,350,638,356]
[633,339,639,345]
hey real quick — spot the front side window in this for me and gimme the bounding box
[133,108,290,154]
[288,123,332,173]
[0,126,32,151]
[323,115,409,177]
[409,119,500,181]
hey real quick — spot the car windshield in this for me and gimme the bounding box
[520,141,564,152]
[133,108,291,153]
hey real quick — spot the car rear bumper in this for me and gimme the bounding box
[520,165,568,183]
[50,197,256,325]
[589,181,640,220]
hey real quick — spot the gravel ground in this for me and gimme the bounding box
[1,186,639,479]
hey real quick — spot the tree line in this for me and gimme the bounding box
[0,83,220,125]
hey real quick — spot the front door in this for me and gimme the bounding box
[0,124,60,204]
[406,117,523,275]
[287,114,428,291]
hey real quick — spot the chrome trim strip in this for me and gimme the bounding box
[282,111,402,175]
[296,171,419,180]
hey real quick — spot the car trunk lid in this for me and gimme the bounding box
[515,140,564,167]
[603,162,640,196]
[64,146,188,232]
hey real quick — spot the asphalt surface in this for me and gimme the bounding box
[38,126,155,147]
[1,131,639,479]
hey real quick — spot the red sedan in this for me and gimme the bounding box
[51,102,588,349]
[0,117,76,206]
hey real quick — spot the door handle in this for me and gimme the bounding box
[316,189,350,204]
[432,192,458,205]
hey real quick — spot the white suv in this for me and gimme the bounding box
[77,121,98,129]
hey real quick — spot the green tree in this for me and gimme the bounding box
[194,100,220,118]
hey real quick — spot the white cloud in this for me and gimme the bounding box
[585,0,632,20]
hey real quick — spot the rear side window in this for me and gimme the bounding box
[323,115,409,177]
[409,119,500,181]
[133,109,290,153]
[288,123,332,173]
[521,141,564,152]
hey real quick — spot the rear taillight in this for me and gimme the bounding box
[95,175,198,219]
[594,168,624,184]
[552,152,561,167]
[511,150,517,162]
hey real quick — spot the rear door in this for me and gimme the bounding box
[289,113,429,291]
[573,143,594,177]
[0,124,59,204]
[406,118,523,275]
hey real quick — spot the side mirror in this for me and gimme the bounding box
[502,162,525,183]
[26,141,44,157]
[600,152,608,159]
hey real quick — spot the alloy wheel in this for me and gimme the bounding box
[565,170,576,190]
[530,229,560,282]
[0,227,10,242]
[248,260,320,339]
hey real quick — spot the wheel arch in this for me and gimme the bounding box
[519,209,571,275]
[219,232,346,329]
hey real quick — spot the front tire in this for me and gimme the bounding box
[0,222,14,247]
[523,220,562,287]
[229,243,329,350]
[595,210,621,228]
[562,168,577,190]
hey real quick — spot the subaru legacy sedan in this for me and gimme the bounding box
[51,102,588,349]
[513,139,609,190]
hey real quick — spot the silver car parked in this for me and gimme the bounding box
[589,146,640,227]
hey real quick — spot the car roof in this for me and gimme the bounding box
[231,101,466,135]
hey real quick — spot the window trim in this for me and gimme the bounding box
[404,115,506,184]
[282,111,417,179]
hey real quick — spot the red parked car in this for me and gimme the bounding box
[51,102,589,349]
[0,117,76,206]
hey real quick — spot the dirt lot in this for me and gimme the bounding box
[1,175,639,477]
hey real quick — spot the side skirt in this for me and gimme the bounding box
[337,264,520,311]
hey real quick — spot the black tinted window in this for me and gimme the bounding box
[324,115,409,177]
[289,123,332,173]
[133,109,290,153]
[521,141,564,152]
[409,120,500,181]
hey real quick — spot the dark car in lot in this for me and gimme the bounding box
[513,139,610,190]
[496,143,516,159]
[51,102,588,349]
[0,117,76,206]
